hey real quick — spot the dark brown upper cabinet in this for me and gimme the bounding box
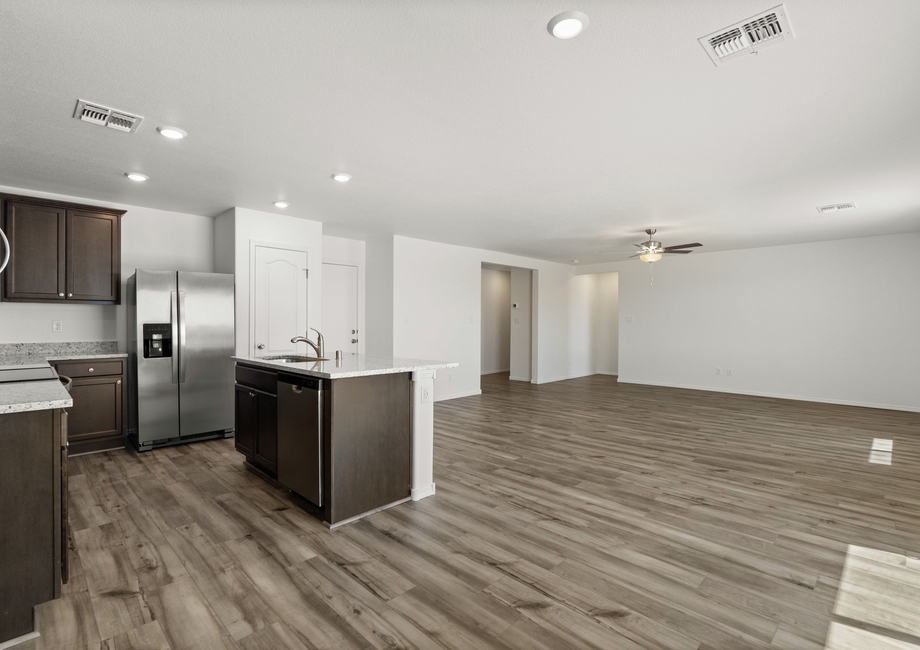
[1,194,124,305]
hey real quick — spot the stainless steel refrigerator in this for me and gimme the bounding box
[127,270,235,451]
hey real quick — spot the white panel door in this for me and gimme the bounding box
[253,245,308,356]
[322,263,358,355]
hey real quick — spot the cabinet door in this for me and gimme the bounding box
[234,384,257,457]
[66,210,120,302]
[66,376,123,443]
[254,392,278,476]
[3,202,66,301]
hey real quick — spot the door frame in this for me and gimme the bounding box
[321,257,365,355]
[248,240,313,358]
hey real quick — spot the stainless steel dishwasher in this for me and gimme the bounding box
[277,373,323,507]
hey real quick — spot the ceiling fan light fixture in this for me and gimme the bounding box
[640,252,662,263]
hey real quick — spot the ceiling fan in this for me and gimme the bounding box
[601,229,702,263]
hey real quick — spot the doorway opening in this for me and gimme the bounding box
[481,263,535,389]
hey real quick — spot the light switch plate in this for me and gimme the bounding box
[421,386,431,403]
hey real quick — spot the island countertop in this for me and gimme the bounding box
[233,353,458,379]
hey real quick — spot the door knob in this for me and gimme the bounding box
[257,344,265,350]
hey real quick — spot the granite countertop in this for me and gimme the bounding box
[233,353,458,379]
[0,342,125,414]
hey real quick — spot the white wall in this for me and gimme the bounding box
[364,234,395,357]
[594,272,619,375]
[509,268,532,381]
[0,184,214,349]
[391,235,593,401]
[577,233,920,412]
[480,269,511,374]
[217,207,323,357]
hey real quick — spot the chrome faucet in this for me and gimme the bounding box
[291,327,325,358]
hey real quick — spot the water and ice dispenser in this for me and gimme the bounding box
[142,323,172,359]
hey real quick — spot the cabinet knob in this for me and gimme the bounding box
[257,344,265,350]
[116,379,121,385]
[88,368,94,373]
[68,293,73,297]
[351,338,358,343]
[59,293,64,297]
[249,392,256,398]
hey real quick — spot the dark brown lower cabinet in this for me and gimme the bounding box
[52,359,125,455]
[234,374,278,477]
[0,408,64,644]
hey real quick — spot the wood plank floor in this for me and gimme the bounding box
[22,373,920,650]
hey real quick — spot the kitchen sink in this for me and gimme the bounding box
[260,355,329,363]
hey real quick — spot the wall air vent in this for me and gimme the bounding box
[73,99,143,133]
[699,5,794,66]
[817,202,856,214]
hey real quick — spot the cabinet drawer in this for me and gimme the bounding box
[236,364,277,395]
[54,359,123,379]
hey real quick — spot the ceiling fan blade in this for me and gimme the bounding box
[632,243,647,249]
[663,243,702,250]
[628,254,641,259]
[662,250,692,254]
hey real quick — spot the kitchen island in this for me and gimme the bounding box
[232,353,458,527]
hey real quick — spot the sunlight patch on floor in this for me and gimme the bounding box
[869,438,894,465]
[827,544,920,648]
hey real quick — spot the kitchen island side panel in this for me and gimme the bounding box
[326,372,411,524]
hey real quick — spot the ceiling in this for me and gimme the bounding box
[2,0,919,263]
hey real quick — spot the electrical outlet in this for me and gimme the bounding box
[421,386,431,403]
[715,367,721,376]
[727,368,733,377]
[52,320,63,333]
[514,317,521,324]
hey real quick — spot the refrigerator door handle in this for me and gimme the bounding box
[178,290,187,384]
[170,290,179,384]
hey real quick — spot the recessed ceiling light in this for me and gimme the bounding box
[157,126,187,140]
[273,201,289,208]
[125,172,148,182]
[332,173,352,183]
[548,11,589,39]
[572,259,579,264]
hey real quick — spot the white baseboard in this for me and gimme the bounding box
[411,483,436,501]
[481,368,510,375]
[616,378,920,413]
[595,371,618,377]
[435,389,482,402]
[534,371,597,384]
[508,375,531,382]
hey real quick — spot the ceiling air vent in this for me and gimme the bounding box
[817,202,856,214]
[699,5,794,66]
[73,99,143,133]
